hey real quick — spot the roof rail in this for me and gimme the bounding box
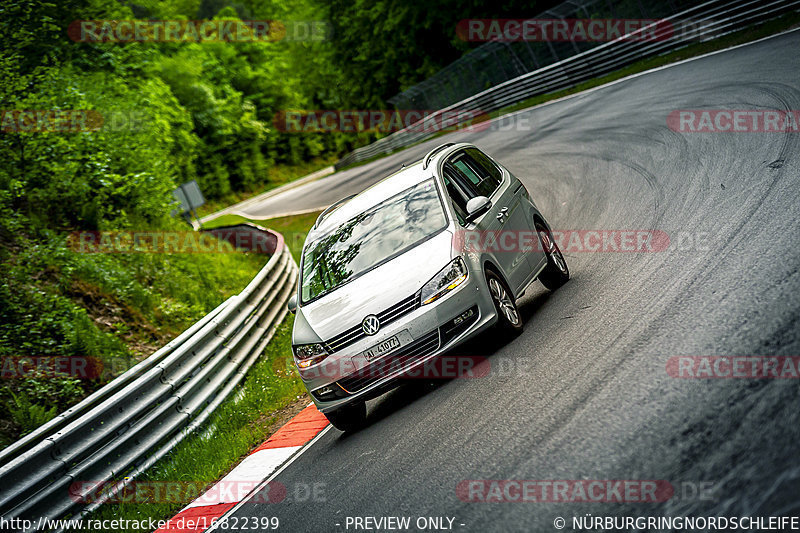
[313,194,357,229]
[422,143,456,170]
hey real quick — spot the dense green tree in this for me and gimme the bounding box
[319,0,561,107]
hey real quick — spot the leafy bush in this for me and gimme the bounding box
[5,390,58,436]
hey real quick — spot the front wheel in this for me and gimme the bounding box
[324,401,366,432]
[536,223,569,290]
[486,271,523,334]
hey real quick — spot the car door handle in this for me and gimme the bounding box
[496,213,505,222]
[500,206,509,213]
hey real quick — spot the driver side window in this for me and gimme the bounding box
[441,148,501,226]
[442,168,470,226]
[449,149,502,198]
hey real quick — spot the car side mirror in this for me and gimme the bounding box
[465,196,492,221]
[287,294,297,314]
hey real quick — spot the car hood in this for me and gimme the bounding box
[294,229,454,343]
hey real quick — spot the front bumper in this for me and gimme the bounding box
[299,273,497,414]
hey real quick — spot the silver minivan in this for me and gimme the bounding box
[287,143,569,431]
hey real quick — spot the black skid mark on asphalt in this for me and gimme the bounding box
[765,159,784,170]
[561,305,591,318]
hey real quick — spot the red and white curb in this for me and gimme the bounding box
[155,404,329,533]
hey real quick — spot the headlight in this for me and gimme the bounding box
[293,343,329,369]
[420,257,468,305]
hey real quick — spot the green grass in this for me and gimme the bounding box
[200,213,249,228]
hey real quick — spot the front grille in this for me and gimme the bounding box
[336,330,440,394]
[324,293,419,353]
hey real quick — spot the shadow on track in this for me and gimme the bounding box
[334,287,557,438]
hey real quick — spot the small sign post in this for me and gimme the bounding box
[172,180,206,228]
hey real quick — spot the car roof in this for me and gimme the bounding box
[308,142,474,240]
[309,159,436,237]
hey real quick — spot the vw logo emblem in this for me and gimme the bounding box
[362,315,380,336]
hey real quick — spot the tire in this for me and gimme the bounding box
[324,401,366,432]
[486,270,523,334]
[536,223,570,290]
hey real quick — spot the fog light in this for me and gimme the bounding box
[449,308,477,329]
[453,308,475,325]
[313,385,337,401]
[441,307,479,346]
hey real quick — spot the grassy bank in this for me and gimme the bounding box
[0,226,267,449]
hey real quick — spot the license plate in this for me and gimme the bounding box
[363,335,400,362]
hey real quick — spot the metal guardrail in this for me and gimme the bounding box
[336,0,800,169]
[387,0,692,111]
[0,224,298,532]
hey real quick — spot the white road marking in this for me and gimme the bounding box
[184,446,302,508]
[205,425,334,531]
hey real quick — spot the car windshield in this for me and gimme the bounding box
[300,179,447,303]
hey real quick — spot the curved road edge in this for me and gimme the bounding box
[156,405,330,533]
[232,25,800,222]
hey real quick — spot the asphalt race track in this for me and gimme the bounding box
[223,30,800,532]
